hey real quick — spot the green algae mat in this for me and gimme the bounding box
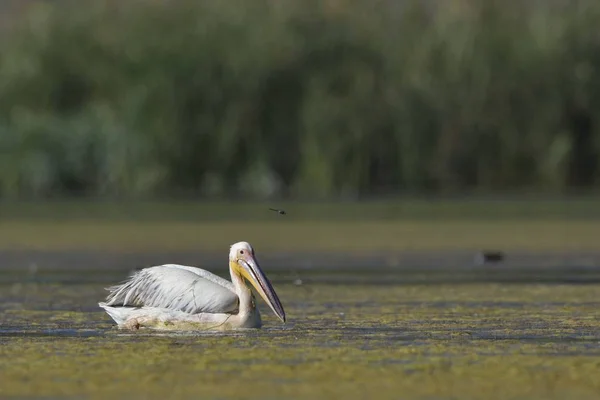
[1,199,599,253]
[2,219,600,253]
[1,282,599,399]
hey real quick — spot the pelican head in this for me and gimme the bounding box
[229,241,286,323]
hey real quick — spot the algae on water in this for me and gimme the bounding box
[1,283,600,399]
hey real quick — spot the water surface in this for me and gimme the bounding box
[1,277,600,399]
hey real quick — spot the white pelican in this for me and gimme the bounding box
[98,241,286,331]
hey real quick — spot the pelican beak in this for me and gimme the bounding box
[236,253,286,323]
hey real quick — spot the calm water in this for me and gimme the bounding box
[1,272,600,399]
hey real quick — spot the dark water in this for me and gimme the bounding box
[2,249,600,284]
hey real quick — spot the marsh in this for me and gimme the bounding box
[2,271,600,399]
[1,201,599,399]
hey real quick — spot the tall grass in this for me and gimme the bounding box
[1,0,599,199]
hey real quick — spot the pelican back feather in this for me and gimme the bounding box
[103,264,239,314]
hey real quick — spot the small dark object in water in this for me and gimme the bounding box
[269,208,286,215]
[475,251,505,265]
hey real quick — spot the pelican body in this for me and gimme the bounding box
[99,242,285,331]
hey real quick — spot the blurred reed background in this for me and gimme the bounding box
[0,0,599,273]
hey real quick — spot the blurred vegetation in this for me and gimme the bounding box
[2,218,600,253]
[1,198,598,253]
[1,0,600,199]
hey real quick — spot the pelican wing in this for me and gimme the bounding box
[103,264,239,314]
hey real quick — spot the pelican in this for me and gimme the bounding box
[98,241,286,331]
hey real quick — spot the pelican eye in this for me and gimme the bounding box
[240,250,244,254]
